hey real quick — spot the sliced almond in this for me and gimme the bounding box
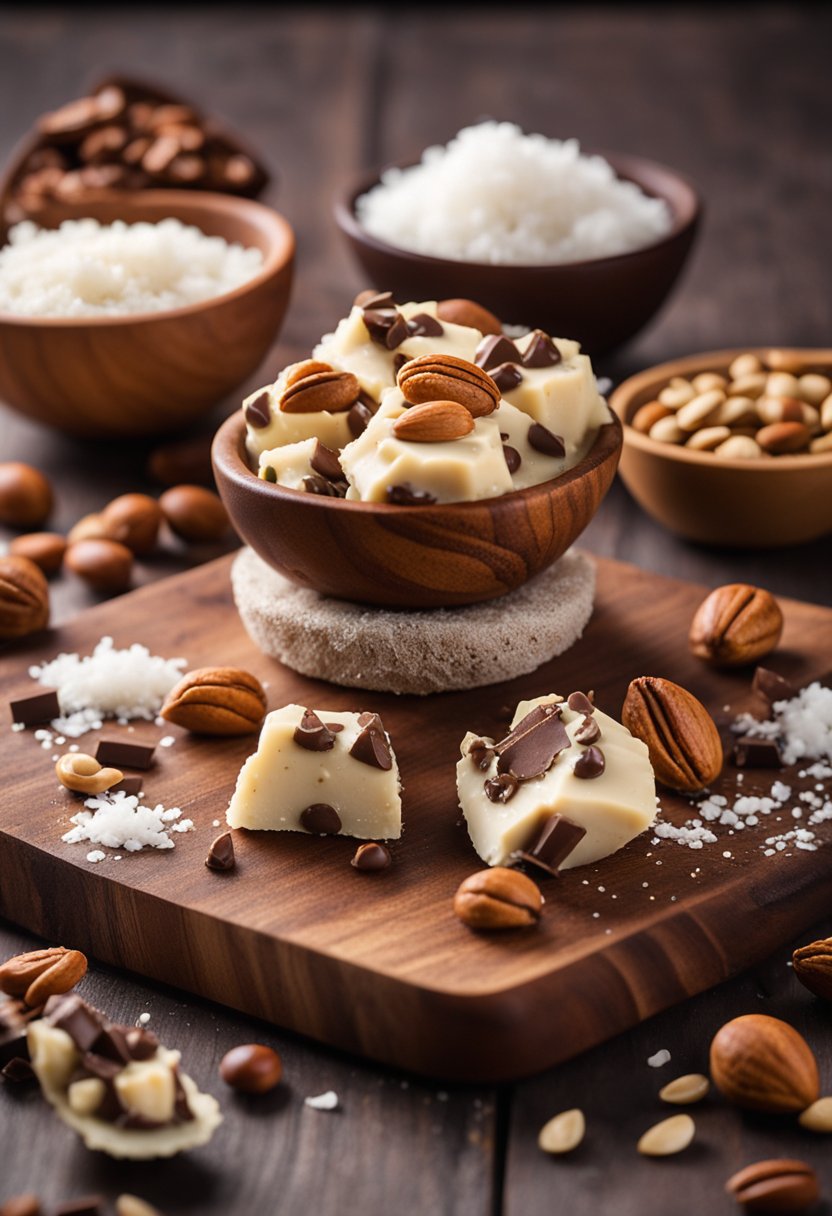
[537,1108,585,1154]
[798,1096,832,1132]
[637,1113,695,1156]
[392,400,474,443]
[659,1074,710,1105]
[279,370,360,414]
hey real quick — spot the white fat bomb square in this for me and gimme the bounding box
[243,373,353,460]
[457,694,656,870]
[227,704,402,840]
[257,437,318,489]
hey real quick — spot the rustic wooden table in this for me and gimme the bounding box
[1,7,830,1214]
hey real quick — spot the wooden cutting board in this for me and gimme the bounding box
[1,554,830,1082]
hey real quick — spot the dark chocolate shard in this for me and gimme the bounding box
[173,1064,195,1122]
[567,691,594,715]
[517,813,587,877]
[110,775,143,798]
[45,993,105,1052]
[489,362,523,393]
[407,312,444,338]
[0,998,33,1065]
[386,483,437,506]
[474,334,521,371]
[1,1055,35,1083]
[293,709,337,752]
[300,803,342,835]
[521,330,562,368]
[244,390,271,429]
[385,313,410,350]
[469,739,496,771]
[10,689,60,726]
[91,1024,132,1064]
[503,444,522,474]
[348,399,374,437]
[393,352,409,373]
[574,715,600,745]
[95,739,155,771]
[495,704,571,781]
[310,440,344,482]
[351,842,392,872]
[574,745,605,779]
[125,1027,160,1060]
[350,713,392,771]
[356,289,395,310]
[484,773,520,803]
[752,666,794,707]
[733,736,783,769]
[528,422,566,458]
[206,831,236,872]
[81,1050,123,1081]
[302,473,347,498]
[362,306,400,344]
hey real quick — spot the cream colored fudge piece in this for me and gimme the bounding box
[340,389,514,504]
[501,333,611,461]
[314,301,482,400]
[28,1018,222,1160]
[244,371,353,460]
[226,703,402,840]
[258,437,318,489]
[494,398,571,490]
[457,693,656,870]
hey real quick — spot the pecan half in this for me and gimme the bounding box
[397,353,500,417]
[689,583,783,668]
[0,555,50,640]
[160,666,267,736]
[0,947,88,1007]
[792,936,832,1002]
[622,676,723,792]
[279,369,361,414]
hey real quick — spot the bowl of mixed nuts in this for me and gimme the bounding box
[609,347,832,547]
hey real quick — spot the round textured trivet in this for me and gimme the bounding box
[231,547,596,696]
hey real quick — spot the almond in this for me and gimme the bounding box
[726,1159,819,1214]
[689,583,783,667]
[160,666,267,735]
[658,1074,710,1105]
[0,554,50,639]
[637,1114,695,1156]
[279,369,360,414]
[436,298,502,335]
[0,946,87,1006]
[397,353,500,418]
[65,538,133,592]
[631,401,672,433]
[622,676,723,792]
[100,493,162,556]
[710,1014,819,1113]
[537,1108,585,1154]
[8,532,67,576]
[392,400,474,443]
[799,1097,832,1133]
[792,936,832,1001]
[756,420,811,453]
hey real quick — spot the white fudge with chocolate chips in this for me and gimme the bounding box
[226,703,402,840]
[244,371,354,459]
[457,693,656,870]
[257,437,319,489]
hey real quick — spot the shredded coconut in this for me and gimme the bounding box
[734,682,832,765]
[647,1049,671,1068]
[62,791,194,855]
[304,1091,339,1111]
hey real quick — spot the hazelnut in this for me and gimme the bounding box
[8,532,67,576]
[65,538,133,592]
[453,867,542,930]
[219,1043,282,1093]
[689,583,783,667]
[0,554,50,640]
[67,512,110,545]
[101,493,163,555]
[0,462,53,528]
[436,298,503,335]
[159,484,230,543]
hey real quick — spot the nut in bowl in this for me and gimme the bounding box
[610,348,832,547]
[212,291,622,608]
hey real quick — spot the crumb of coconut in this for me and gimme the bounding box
[138,1012,151,1026]
[160,735,176,748]
[647,1049,671,1068]
[62,791,194,854]
[86,850,106,863]
[305,1091,339,1111]
[734,682,832,765]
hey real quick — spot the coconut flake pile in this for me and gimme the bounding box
[356,122,672,265]
[0,218,263,318]
[30,636,186,738]
[734,681,832,766]
[62,791,194,855]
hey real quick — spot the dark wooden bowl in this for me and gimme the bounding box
[334,152,701,356]
[0,191,294,438]
[212,410,622,608]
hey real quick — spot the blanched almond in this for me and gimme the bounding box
[538,1108,585,1154]
[799,1097,832,1132]
[637,1114,695,1156]
[659,1074,710,1105]
[393,400,475,443]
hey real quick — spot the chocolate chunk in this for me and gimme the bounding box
[110,775,143,797]
[310,440,344,482]
[574,745,605,779]
[503,445,522,474]
[348,399,374,437]
[489,362,523,393]
[407,313,444,338]
[518,813,587,877]
[351,842,392,872]
[52,1198,105,1216]
[45,993,105,1052]
[386,483,437,506]
[81,1050,123,1082]
[574,715,600,745]
[206,831,236,871]
[173,1065,194,1121]
[528,423,566,458]
[0,999,31,1065]
[1,1056,35,1083]
[469,739,496,771]
[733,736,783,769]
[384,313,409,350]
[95,739,155,771]
[521,330,562,368]
[244,390,271,429]
[474,334,521,371]
[349,713,392,770]
[116,1112,167,1130]
[567,691,594,715]
[302,474,346,497]
[485,773,520,803]
[752,666,794,706]
[91,1024,132,1064]
[293,709,337,752]
[300,803,342,835]
[393,352,409,373]
[495,704,571,781]
[10,689,60,726]
[362,307,400,345]
[125,1027,159,1060]
[356,289,395,310]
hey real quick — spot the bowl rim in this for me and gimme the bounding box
[333,147,701,274]
[610,346,832,471]
[0,189,295,328]
[212,406,623,516]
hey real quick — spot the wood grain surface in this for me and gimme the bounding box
[1,6,831,1214]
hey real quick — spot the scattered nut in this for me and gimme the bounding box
[792,936,832,1001]
[689,583,783,668]
[0,1194,42,1216]
[537,1108,585,1154]
[0,945,87,1007]
[0,462,53,527]
[726,1159,820,1215]
[436,298,502,335]
[676,389,725,432]
[351,842,392,872]
[798,1097,832,1133]
[160,667,267,735]
[392,400,475,443]
[398,353,500,418]
[219,1043,282,1094]
[8,532,67,576]
[0,554,50,640]
[622,676,723,792]
[65,538,133,592]
[729,353,763,379]
[453,867,542,930]
[100,493,163,555]
[648,415,685,444]
[159,484,230,543]
[147,434,215,487]
[631,401,672,433]
[67,512,110,545]
[116,1196,165,1216]
[710,1014,819,1113]
[714,435,764,459]
[56,752,124,795]
[756,421,811,454]
[658,1073,710,1105]
[637,1113,695,1156]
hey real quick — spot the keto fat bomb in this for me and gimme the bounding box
[457,693,656,871]
[226,704,402,839]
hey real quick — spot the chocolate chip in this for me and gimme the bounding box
[528,422,566,458]
[495,704,571,781]
[95,739,155,771]
[485,773,520,803]
[350,713,393,770]
[355,289,395,310]
[125,1027,159,1060]
[517,813,587,877]
[574,715,600,745]
[393,353,409,373]
[9,689,60,726]
[244,391,271,428]
[351,842,392,872]
[293,709,337,752]
[490,362,523,393]
[386,483,437,506]
[302,474,346,497]
[407,313,444,337]
[45,993,104,1052]
[502,444,522,474]
[733,737,783,769]
[310,440,344,482]
[1,1056,35,1083]
[521,330,562,367]
[206,831,236,871]
[263,465,277,483]
[574,745,605,778]
[300,804,342,835]
[567,691,594,715]
[474,334,521,371]
[348,400,374,437]
[385,313,410,350]
[752,666,794,706]
[363,307,400,345]
[469,739,496,771]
